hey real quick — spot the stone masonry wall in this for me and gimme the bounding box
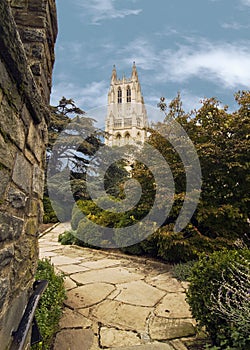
[0,1,57,348]
[10,0,57,104]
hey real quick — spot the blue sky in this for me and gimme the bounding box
[51,0,250,124]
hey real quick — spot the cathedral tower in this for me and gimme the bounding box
[105,63,148,146]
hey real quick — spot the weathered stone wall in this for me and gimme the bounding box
[0,1,57,348]
[9,0,57,104]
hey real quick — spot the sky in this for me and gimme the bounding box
[51,0,250,125]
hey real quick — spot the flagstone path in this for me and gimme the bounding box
[39,223,197,350]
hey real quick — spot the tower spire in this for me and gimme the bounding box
[111,64,117,83]
[131,61,138,81]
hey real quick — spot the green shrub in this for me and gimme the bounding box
[32,259,66,350]
[71,209,84,230]
[76,218,113,247]
[186,249,250,349]
[140,233,159,257]
[58,230,77,245]
[43,196,58,223]
[156,225,237,263]
[172,260,197,281]
[120,243,144,255]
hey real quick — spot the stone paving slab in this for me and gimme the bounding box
[50,255,83,266]
[80,258,121,269]
[115,280,166,307]
[65,282,116,309]
[111,344,175,350]
[54,329,94,350]
[91,300,153,332]
[58,264,90,275]
[38,223,196,350]
[71,266,142,285]
[146,274,184,293]
[155,294,192,318]
[149,317,196,341]
[100,327,142,348]
[59,308,92,329]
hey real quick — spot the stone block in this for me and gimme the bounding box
[0,245,14,268]
[0,212,24,241]
[0,132,15,170]
[12,153,32,194]
[31,44,43,59]
[0,101,25,152]
[25,217,39,236]
[31,63,41,76]
[0,60,23,113]
[0,278,9,309]
[8,187,27,209]
[26,198,42,219]
[0,169,10,199]
[0,87,3,103]
[27,121,45,163]
[28,0,47,13]
[10,0,28,9]
[13,12,46,29]
[32,164,44,197]
[18,28,46,43]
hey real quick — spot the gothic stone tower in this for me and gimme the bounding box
[105,63,148,146]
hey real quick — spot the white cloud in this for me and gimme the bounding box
[51,80,108,125]
[77,0,142,24]
[121,37,250,89]
[222,21,250,30]
[161,42,250,88]
[241,0,250,6]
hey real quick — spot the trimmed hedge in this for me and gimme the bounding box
[32,259,66,350]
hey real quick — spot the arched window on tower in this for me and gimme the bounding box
[127,86,131,102]
[124,132,130,144]
[118,87,122,104]
[116,133,122,146]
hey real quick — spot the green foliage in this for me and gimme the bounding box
[32,259,66,350]
[186,249,250,349]
[171,260,197,281]
[63,91,249,263]
[154,93,250,243]
[58,230,76,245]
[46,97,104,221]
[43,196,58,223]
[71,208,84,230]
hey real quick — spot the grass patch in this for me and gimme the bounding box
[32,259,66,350]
